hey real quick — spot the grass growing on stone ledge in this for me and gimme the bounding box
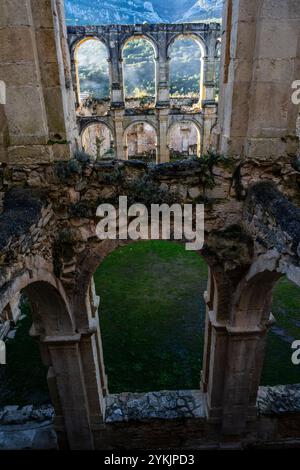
[94,241,208,393]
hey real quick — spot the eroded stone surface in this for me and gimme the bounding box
[257,385,300,415]
[0,404,54,425]
[105,390,205,423]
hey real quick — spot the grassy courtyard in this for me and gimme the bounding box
[0,241,300,405]
[94,241,207,393]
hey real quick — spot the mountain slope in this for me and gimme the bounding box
[65,0,164,25]
[180,0,223,22]
[64,0,222,25]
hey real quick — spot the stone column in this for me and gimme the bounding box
[107,32,126,160]
[221,325,270,435]
[113,108,125,160]
[41,335,95,450]
[201,269,214,393]
[70,50,80,106]
[202,56,216,105]
[109,30,125,106]
[202,105,218,153]
[201,34,218,153]
[203,310,228,422]
[156,30,170,107]
[156,108,170,163]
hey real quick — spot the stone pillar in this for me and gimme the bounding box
[156,108,170,163]
[109,30,125,107]
[201,269,214,393]
[202,105,218,153]
[113,108,125,160]
[221,325,270,435]
[156,31,170,107]
[70,52,80,106]
[79,332,106,429]
[41,335,95,450]
[218,0,300,158]
[203,310,228,422]
[0,0,77,164]
[201,34,218,153]
[202,56,216,105]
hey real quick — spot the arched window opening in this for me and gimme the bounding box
[215,41,222,101]
[0,289,54,411]
[169,36,204,109]
[168,122,201,160]
[76,38,110,103]
[81,123,115,160]
[94,241,208,393]
[123,38,156,108]
[124,122,157,162]
[261,276,300,386]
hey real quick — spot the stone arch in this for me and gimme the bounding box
[167,33,207,59]
[74,238,216,391]
[168,33,205,104]
[76,238,218,318]
[73,37,111,103]
[122,36,157,102]
[0,262,104,449]
[0,266,73,331]
[232,270,281,329]
[75,238,221,359]
[120,34,159,61]
[218,261,300,434]
[232,251,300,330]
[124,120,157,160]
[81,121,115,159]
[167,120,202,158]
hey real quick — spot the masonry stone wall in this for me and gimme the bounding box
[1,0,300,451]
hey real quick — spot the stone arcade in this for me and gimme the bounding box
[68,22,221,161]
[0,0,300,450]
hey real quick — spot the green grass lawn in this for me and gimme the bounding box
[94,241,208,392]
[260,276,300,386]
[0,302,49,407]
[0,242,299,405]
